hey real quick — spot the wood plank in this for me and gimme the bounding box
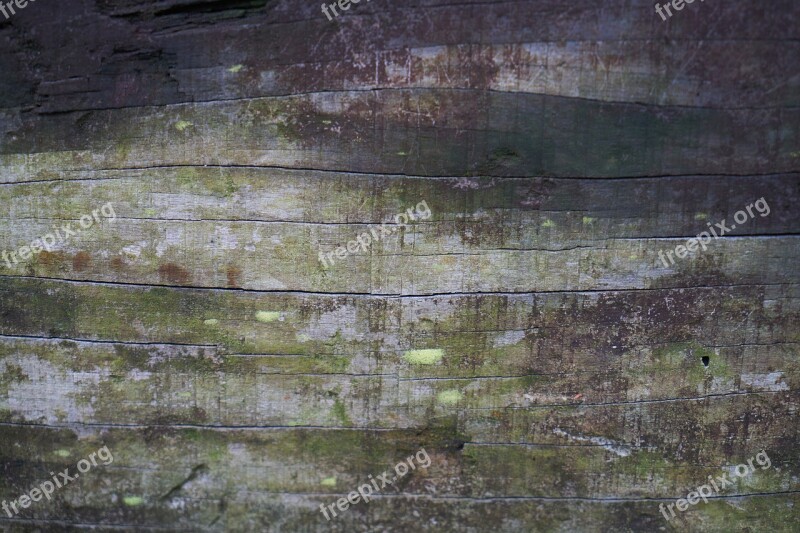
[1,0,798,530]
[3,1,798,112]
[0,424,797,529]
[2,91,799,179]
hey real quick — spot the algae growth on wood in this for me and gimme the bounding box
[0,0,798,531]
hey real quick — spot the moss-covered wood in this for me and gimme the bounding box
[0,0,798,531]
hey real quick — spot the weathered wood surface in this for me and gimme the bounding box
[0,0,798,531]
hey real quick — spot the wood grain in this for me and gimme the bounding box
[0,0,798,531]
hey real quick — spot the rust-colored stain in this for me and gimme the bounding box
[158,263,191,284]
[226,266,242,288]
[110,256,125,271]
[37,250,66,267]
[72,251,91,271]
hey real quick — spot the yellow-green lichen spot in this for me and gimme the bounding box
[437,389,463,405]
[255,311,281,323]
[403,349,444,365]
[123,496,144,506]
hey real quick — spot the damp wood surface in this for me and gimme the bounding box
[0,0,798,532]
